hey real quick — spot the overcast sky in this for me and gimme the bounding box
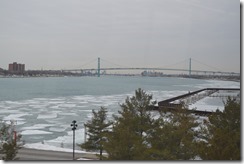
[0,0,240,73]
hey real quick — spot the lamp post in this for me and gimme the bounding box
[71,120,78,160]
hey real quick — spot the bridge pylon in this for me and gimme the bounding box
[189,58,191,77]
[98,57,100,77]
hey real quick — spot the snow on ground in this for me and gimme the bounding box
[77,158,95,160]
[23,142,104,160]
[24,143,99,160]
[24,142,99,155]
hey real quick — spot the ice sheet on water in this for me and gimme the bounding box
[211,90,240,97]
[58,104,76,108]
[32,98,49,101]
[89,100,103,103]
[72,94,129,106]
[195,80,240,89]
[30,136,45,140]
[5,101,26,105]
[16,121,26,125]
[189,97,224,112]
[28,104,47,109]
[102,101,120,107]
[71,96,96,105]
[49,98,66,101]
[76,105,88,108]
[37,112,57,119]
[86,113,93,119]
[17,107,33,111]
[58,112,78,116]
[93,104,102,107]
[45,119,64,124]
[21,130,53,135]
[49,127,66,132]
[49,105,60,109]
[0,109,20,114]
[25,99,41,104]
[45,128,85,148]
[48,101,66,104]
[173,84,193,87]
[3,113,31,121]
[20,124,55,130]
[77,109,92,113]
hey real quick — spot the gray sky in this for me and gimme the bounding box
[0,0,240,73]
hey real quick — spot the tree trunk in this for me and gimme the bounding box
[100,148,103,160]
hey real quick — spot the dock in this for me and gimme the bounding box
[156,88,240,116]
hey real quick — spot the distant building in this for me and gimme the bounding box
[9,64,13,71]
[0,67,3,75]
[8,62,25,72]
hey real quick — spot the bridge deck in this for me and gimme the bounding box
[64,67,240,76]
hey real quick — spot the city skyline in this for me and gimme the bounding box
[0,0,240,73]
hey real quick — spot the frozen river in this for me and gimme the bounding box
[0,76,240,150]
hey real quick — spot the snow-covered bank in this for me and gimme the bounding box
[23,142,95,154]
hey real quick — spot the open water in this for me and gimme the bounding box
[0,76,240,149]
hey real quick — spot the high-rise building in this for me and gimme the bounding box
[22,64,25,72]
[9,64,13,71]
[8,62,25,72]
[13,62,18,71]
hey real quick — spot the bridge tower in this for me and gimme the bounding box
[98,57,100,77]
[189,58,191,77]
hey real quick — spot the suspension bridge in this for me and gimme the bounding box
[61,57,240,77]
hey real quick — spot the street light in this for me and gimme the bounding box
[71,120,78,160]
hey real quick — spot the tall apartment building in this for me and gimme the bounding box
[9,62,25,72]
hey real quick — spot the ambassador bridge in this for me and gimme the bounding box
[61,57,240,77]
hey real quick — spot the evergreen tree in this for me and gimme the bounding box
[197,97,240,160]
[103,88,156,160]
[1,141,21,160]
[80,107,112,160]
[148,106,199,160]
[0,123,22,160]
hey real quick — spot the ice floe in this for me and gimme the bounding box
[21,130,53,135]
[49,127,66,132]
[21,124,55,130]
[3,113,31,121]
[37,112,58,119]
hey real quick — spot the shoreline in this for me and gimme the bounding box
[0,74,240,83]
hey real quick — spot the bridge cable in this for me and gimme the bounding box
[191,58,222,72]
[80,58,98,68]
[157,59,188,69]
[100,58,131,68]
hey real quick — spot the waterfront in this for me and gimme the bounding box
[0,76,240,150]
